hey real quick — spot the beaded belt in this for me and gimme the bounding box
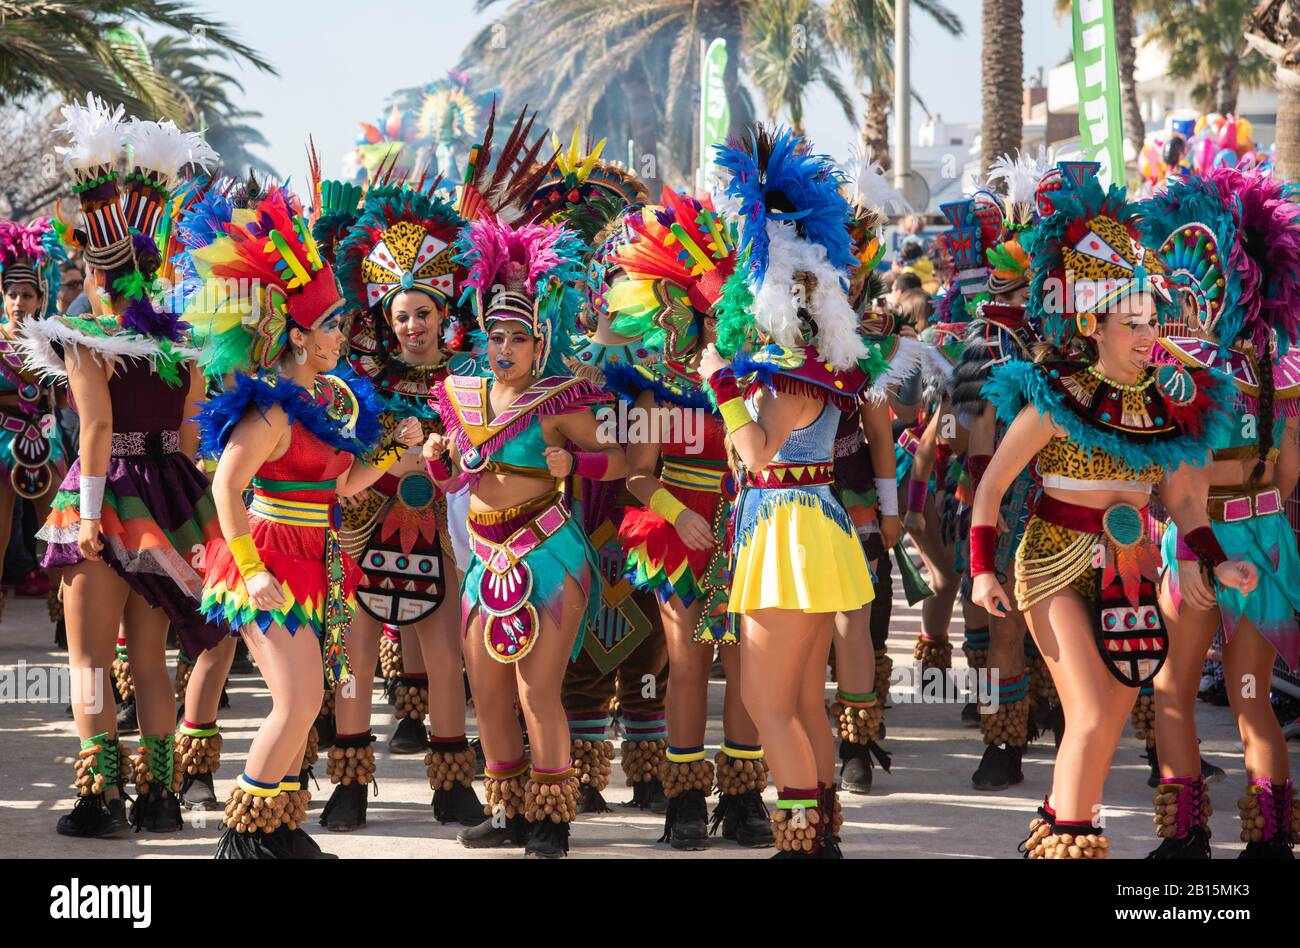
[661,457,728,493]
[111,430,180,457]
[834,430,865,459]
[1208,486,1282,523]
[467,496,573,664]
[745,461,834,489]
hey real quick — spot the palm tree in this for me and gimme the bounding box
[1148,0,1269,114]
[461,0,755,188]
[980,0,1024,178]
[744,0,855,136]
[0,1,275,121]
[1245,0,1300,179]
[144,34,277,177]
[826,0,964,170]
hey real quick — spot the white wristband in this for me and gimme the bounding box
[80,475,107,520]
[874,477,899,517]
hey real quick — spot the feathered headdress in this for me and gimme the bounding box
[181,186,344,376]
[0,219,67,317]
[842,151,909,313]
[454,218,585,377]
[456,103,557,226]
[1029,161,1173,347]
[1139,168,1300,354]
[308,137,366,267]
[713,125,865,370]
[986,146,1056,233]
[606,189,737,359]
[337,186,462,318]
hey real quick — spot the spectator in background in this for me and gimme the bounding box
[896,236,937,293]
[894,287,934,333]
[57,260,84,315]
[887,271,922,310]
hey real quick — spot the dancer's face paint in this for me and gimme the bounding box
[3,282,39,325]
[1095,292,1159,375]
[307,312,347,371]
[389,290,444,360]
[487,323,537,384]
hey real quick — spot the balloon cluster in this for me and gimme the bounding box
[1140,114,1274,190]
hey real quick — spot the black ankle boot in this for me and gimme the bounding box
[1147,825,1211,859]
[56,793,129,838]
[524,818,571,858]
[388,716,429,755]
[115,697,138,735]
[627,778,669,814]
[314,714,336,751]
[576,784,611,813]
[433,783,487,826]
[972,743,1025,791]
[457,813,529,848]
[961,701,981,727]
[839,741,873,795]
[711,790,774,847]
[214,825,287,859]
[319,781,368,832]
[277,825,339,859]
[129,788,183,832]
[179,772,220,811]
[469,737,486,776]
[660,789,710,850]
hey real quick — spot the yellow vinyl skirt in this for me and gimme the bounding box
[729,495,875,614]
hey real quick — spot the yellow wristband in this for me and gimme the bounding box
[648,487,688,526]
[228,533,266,581]
[372,448,401,473]
[718,397,753,434]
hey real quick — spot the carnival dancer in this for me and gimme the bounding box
[326,181,486,829]
[21,99,226,838]
[970,161,1258,859]
[600,187,773,849]
[184,183,419,859]
[423,214,626,858]
[699,125,875,858]
[1140,168,1300,859]
[0,218,68,625]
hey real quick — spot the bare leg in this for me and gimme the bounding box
[515,576,586,771]
[719,644,760,744]
[1027,590,1138,823]
[797,617,837,786]
[0,482,16,574]
[239,623,325,784]
[833,604,875,694]
[1154,573,1219,779]
[912,495,958,642]
[183,636,236,725]
[661,597,711,748]
[1222,621,1291,780]
[463,608,523,765]
[415,594,469,738]
[334,611,380,735]
[122,591,175,738]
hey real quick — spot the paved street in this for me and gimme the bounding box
[0,582,1268,859]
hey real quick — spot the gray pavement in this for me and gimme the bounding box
[0,582,1282,859]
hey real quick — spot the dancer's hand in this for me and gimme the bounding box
[78,518,103,561]
[1214,559,1258,596]
[1176,559,1217,611]
[246,571,286,612]
[698,344,728,381]
[904,509,925,535]
[543,446,574,478]
[422,432,448,459]
[879,513,901,550]
[971,572,1010,618]
[674,509,715,550]
[394,417,423,448]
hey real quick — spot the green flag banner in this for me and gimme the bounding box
[1071,0,1125,186]
[698,37,730,190]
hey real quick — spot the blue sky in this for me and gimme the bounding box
[205,0,1073,186]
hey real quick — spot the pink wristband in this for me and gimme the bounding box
[573,451,608,479]
[907,478,929,513]
[426,456,452,481]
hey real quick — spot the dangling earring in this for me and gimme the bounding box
[1076,312,1097,337]
[293,346,308,365]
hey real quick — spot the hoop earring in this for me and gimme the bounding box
[293,346,308,365]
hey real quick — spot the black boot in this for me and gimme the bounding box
[319,781,368,832]
[214,826,287,859]
[229,641,254,674]
[56,793,129,839]
[470,737,486,777]
[1145,745,1161,789]
[839,741,873,795]
[457,813,529,848]
[178,772,220,811]
[628,778,669,814]
[1200,756,1226,784]
[433,783,487,826]
[972,744,1025,791]
[277,825,339,859]
[660,789,710,851]
[129,788,183,832]
[1147,825,1211,859]
[313,713,336,751]
[960,701,981,727]
[115,696,138,735]
[524,818,571,858]
[576,785,611,813]
[388,716,429,755]
[711,790,774,847]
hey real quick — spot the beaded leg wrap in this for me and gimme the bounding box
[1131,685,1156,752]
[379,629,402,701]
[426,739,477,792]
[75,733,121,798]
[913,634,952,671]
[48,585,63,624]
[302,726,320,773]
[710,742,772,845]
[873,652,893,707]
[820,783,844,844]
[833,694,884,746]
[980,676,1029,748]
[483,761,529,821]
[112,652,134,702]
[132,735,175,801]
[1026,651,1058,706]
[174,724,222,789]
[659,756,715,798]
[1238,778,1299,852]
[570,737,614,793]
[173,652,194,706]
[326,733,377,787]
[771,788,825,856]
[1021,803,1108,859]
[215,776,292,857]
[223,784,289,833]
[1150,776,1211,857]
[525,768,579,824]
[714,749,769,797]
[621,738,668,787]
[393,674,429,723]
[320,689,336,719]
[962,627,990,671]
